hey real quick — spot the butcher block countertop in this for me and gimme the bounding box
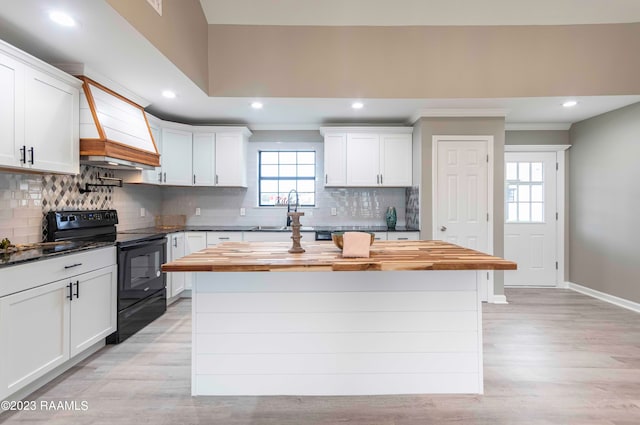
[162,240,517,272]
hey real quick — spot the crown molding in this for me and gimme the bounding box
[248,124,321,131]
[505,122,572,131]
[409,108,508,124]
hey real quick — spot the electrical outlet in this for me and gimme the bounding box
[331,207,337,216]
[195,208,201,216]
[240,208,246,216]
[139,207,145,217]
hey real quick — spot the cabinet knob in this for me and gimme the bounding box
[440,226,447,231]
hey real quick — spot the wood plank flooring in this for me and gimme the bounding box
[1,288,640,424]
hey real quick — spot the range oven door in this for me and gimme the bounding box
[117,237,166,311]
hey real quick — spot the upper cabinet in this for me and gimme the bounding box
[320,127,413,187]
[0,40,80,175]
[122,121,251,187]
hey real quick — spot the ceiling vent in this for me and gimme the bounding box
[78,76,160,170]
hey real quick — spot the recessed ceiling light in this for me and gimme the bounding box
[562,100,578,108]
[251,102,263,109]
[162,90,176,99]
[352,102,364,109]
[49,11,76,27]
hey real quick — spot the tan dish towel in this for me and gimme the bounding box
[342,232,371,258]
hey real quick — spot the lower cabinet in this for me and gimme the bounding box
[166,232,186,300]
[387,231,420,241]
[184,232,207,291]
[0,263,116,400]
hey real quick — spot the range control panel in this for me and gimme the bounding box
[48,209,119,231]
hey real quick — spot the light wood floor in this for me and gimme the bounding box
[1,288,640,425]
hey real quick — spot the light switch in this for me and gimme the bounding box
[331,207,337,216]
[240,208,246,216]
[140,207,145,217]
[195,208,201,216]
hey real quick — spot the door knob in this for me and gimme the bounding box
[440,226,447,231]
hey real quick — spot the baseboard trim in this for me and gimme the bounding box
[491,295,508,304]
[568,281,640,314]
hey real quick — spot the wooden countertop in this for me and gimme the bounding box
[161,240,517,272]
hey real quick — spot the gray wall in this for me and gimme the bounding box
[506,130,569,146]
[569,102,640,303]
[416,117,506,296]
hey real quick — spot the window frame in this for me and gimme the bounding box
[258,150,317,207]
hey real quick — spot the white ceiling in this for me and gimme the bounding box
[199,0,640,26]
[0,0,638,130]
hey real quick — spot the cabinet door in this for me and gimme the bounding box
[69,266,117,357]
[346,133,380,186]
[380,134,412,186]
[184,232,207,291]
[192,133,216,186]
[0,52,24,169]
[162,128,193,186]
[215,133,247,187]
[0,280,71,399]
[372,232,387,241]
[23,67,79,174]
[141,123,163,184]
[323,133,347,186]
[168,233,186,296]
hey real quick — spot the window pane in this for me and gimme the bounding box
[261,152,278,164]
[507,203,518,222]
[518,163,530,182]
[518,185,530,202]
[260,180,278,192]
[279,164,296,177]
[299,193,315,205]
[531,203,543,222]
[297,179,315,193]
[278,180,297,194]
[531,162,543,182]
[261,193,278,205]
[298,152,315,164]
[261,165,278,177]
[298,164,315,177]
[507,184,518,202]
[279,152,297,164]
[518,203,530,221]
[531,184,543,202]
[506,162,518,180]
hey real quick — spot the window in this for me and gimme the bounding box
[259,151,316,206]
[506,161,544,222]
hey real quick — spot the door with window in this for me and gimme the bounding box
[504,152,557,286]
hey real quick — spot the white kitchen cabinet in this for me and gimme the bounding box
[379,134,413,186]
[192,133,216,186]
[0,41,80,175]
[215,132,248,187]
[323,133,347,186]
[161,128,193,186]
[0,248,116,400]
[206,231,243,246]
[387,231,420,241]
[346,133,380,186]
[167,232,186,299]
[372,232,387,241]
[321,127,413,188]
[139,119,163,184]
[184,232,207,290]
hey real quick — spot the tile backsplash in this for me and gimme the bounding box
[405,185,419,229]
[0,173,43,244]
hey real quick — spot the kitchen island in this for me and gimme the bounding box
[162,240,516,396]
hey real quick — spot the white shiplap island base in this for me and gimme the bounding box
[162,240,516,396]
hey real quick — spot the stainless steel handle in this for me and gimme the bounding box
[440,226,447,231]
[64,263,83,269]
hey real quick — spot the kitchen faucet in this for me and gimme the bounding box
[286,189,298,227]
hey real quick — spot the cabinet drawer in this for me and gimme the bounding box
[0,246,116,298]
[387,232,420,241]
[206,232,243,245]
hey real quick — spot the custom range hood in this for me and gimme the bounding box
[78,76,160,170]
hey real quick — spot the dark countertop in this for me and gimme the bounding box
[0,241,115,268]
[118,225,420,235]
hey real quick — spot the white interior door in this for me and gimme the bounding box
[434,137,491,300]
[504,152,557,286]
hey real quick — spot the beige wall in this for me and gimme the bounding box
[208,23,640,98]
[569,102,640,303]
[106,0,209,92]
[506,130,569,146]
[416,117,506,296]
